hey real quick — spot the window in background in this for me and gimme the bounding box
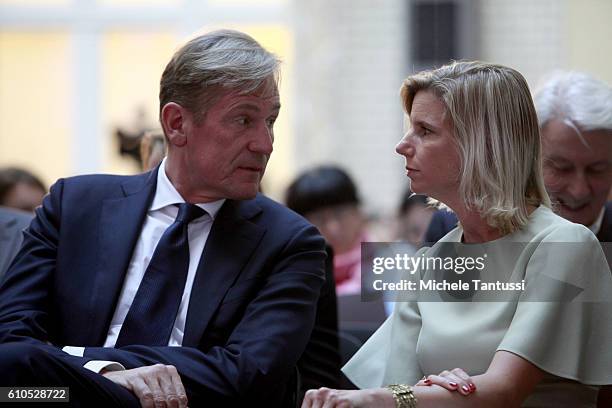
[0,0,292,200]
[100,0,177,5]
[0,0,68,5]
[0,31,72,187]
[409,0,479,71]
[101,30,177,175]
[208,0,287,5]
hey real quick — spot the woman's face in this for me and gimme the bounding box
[305,204,364,254]
[395,90,461,203]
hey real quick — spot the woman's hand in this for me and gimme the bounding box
[301,387,395,408]
[416,368,476,396]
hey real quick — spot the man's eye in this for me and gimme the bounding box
[545,159,571,172]
[266,117,277,127]
[236,117,250,126]
[422,127,432,136]
[552,164,571,172]
[588,163,610,174]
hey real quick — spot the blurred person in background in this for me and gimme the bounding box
[286,165,386,386]
[424,208,458,243]
[140,129,167,172]
[533,71,612,408]
[395,189,435,247]
[286,165,369,296]
[534,71,612,242]
[303,61,612,408]
[0,206,32,281]
[0,167,46,213]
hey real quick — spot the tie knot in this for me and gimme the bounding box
[176,203,207,224]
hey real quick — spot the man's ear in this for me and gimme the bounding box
[161,102,188,147]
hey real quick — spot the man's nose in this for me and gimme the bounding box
[248,126,274,155]
[566,172,592,200]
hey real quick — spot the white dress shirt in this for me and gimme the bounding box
[589,206,605,236]
[64,158,225,372]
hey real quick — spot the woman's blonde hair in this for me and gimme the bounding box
[401,61,551,234]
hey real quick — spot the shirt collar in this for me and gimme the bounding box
[149,158,225,220]
[589,206,606,235]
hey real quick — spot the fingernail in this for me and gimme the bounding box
[469,383,476,391]
[449,382,458,388]
[423,379,432,385]
[462,385,470,393]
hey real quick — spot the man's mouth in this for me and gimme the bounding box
[556,197,590,212]
[239,166,263,172]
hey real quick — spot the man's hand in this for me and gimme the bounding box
[102,364,188,408]
[301,387,396,408]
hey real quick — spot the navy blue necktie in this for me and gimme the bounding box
[115,203,206,347]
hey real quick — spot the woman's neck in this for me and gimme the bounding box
[457,211,503,243]
[444,200,537,243]
[443,199,503,243]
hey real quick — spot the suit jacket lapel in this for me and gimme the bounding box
[182,198,265,347]
[88,169,158,345]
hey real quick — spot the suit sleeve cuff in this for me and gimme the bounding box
[62,346,126,373]
[84,360,126,374]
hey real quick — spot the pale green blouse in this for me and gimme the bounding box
[343,206,612,407]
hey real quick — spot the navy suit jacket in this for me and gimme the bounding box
[0,207,32,281]
[424,209,458,244]
[0,168,326,406]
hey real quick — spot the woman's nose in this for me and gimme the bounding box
[395,134,415,157]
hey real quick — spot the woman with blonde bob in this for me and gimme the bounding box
[302,61,612,407]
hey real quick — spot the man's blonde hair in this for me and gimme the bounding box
[401,61,551,234]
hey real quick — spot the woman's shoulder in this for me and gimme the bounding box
[517,205,598,244]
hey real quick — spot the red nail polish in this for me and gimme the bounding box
[469,383,476,391]
[449,382,458,388]
[423,379,432,385]
[462,385,470,393]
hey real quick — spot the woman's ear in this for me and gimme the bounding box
[161,102,187,147]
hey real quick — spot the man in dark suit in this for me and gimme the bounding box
[0,29,326,407]
[0,206,32,280]
[535,72,612,245]
[424,209,457,244]
[534,71,612,408]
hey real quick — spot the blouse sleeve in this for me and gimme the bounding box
[341,245,433,389]
[497,223,612,385]
[341,297,424,388]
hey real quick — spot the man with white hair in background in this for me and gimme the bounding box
[533,71,612,408]
[534,71,612,242]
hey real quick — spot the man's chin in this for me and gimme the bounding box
[229,184,260,201]
[557,204,597,227]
